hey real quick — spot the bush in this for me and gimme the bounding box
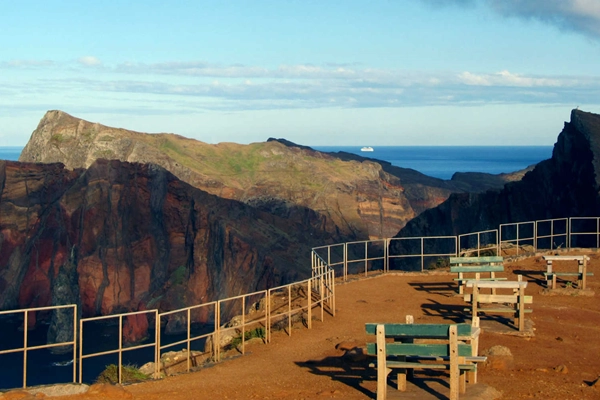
[96,364,150,384]
[227,327,266,350]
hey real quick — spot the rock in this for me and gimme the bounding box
[26,384,89,397]
[343,347,368,362]
[0,391,36,400]
[393,109,600,252]
[0,158,346,326]
[86,383,133,399]
[19,110,516,243]
[122,313,149,345]
[554,364,568,374]
[592,376,600,388]
[139,361,156,376]
[483,345,513,357]
[482,346,514,370]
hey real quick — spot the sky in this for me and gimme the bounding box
[1,0,599,146]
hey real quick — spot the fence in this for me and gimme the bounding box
[0,304,77,388]
[318,216,600,281]
[3,216,600,389]
[0,267,335,389]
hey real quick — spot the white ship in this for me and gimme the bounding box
[361,146,374,152]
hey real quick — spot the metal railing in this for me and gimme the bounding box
[570,217,600,248]
[388,236,457,272]
[5,216,600,390]
[79,309,159,384]
[316,216,600,282]
[458,229,498,257]
[0,305,77,388]
[158,301,217,375]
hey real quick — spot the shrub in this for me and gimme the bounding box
[227,327,266,350]
[95,364,150,384]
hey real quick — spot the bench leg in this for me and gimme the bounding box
[376,325,391,400]
[460,369,467,394]
[397,369,407,392]
[449,326,459,400]
[552,274,557,290]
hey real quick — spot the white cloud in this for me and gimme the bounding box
[78,56,102,67]
[458,70,563,87]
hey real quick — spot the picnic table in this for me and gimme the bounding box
[464,278,531,332]
[542,255,593,289]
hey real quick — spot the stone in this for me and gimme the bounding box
[343,347,368,362]
[26,384,88,397]
[482,346,514,370]
[86,383,133,399]
[554,364,568,374]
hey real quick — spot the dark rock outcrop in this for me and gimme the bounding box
[393,109,600,242]
[0,159,345,342]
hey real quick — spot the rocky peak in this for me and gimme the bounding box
[394,108,600,240]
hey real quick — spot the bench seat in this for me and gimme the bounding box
[543,272,594,276]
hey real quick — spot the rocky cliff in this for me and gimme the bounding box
[0,159,343,340]
[19,111,526,240]
[393,109,600,242]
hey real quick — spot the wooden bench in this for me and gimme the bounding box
[449,256,506,294]
[542,255,593,289]
[464,277,532,332]
[366,317,485,400]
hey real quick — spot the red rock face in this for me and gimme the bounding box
[0,159,343,333]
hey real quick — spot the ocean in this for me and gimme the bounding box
[0,147,23,161]
[0,146,553,180]
[312,146,554,180]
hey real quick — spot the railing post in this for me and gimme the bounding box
[288,285,292,335]
[79,316,83,383]
[72,306,77,383]
[23,310,28,388]
[331,270,336,316]
[364,241,368,277]
[187,308,191,372]
[119,315,124,384]
[384,239,389,273]
[156,312,160,379]
[421,237,424,272]
[307,280,312,329]
[344,243,348,281]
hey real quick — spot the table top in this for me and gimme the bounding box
[543,255,589,261]
[465,280,527,289]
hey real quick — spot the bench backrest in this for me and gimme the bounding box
[365,323,473,357]
[449,256,503,265]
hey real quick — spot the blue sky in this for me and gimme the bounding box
[1,0,599,146]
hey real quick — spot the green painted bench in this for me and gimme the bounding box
[449,256,506,294]
[365,317,485,400]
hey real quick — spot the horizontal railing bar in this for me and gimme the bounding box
[218,290,267,304]
[159,302,217,317]
[82,309,156,322]
[0,304,76,315]
[81,342,157,359]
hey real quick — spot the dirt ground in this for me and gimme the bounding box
[6,250,600,399]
